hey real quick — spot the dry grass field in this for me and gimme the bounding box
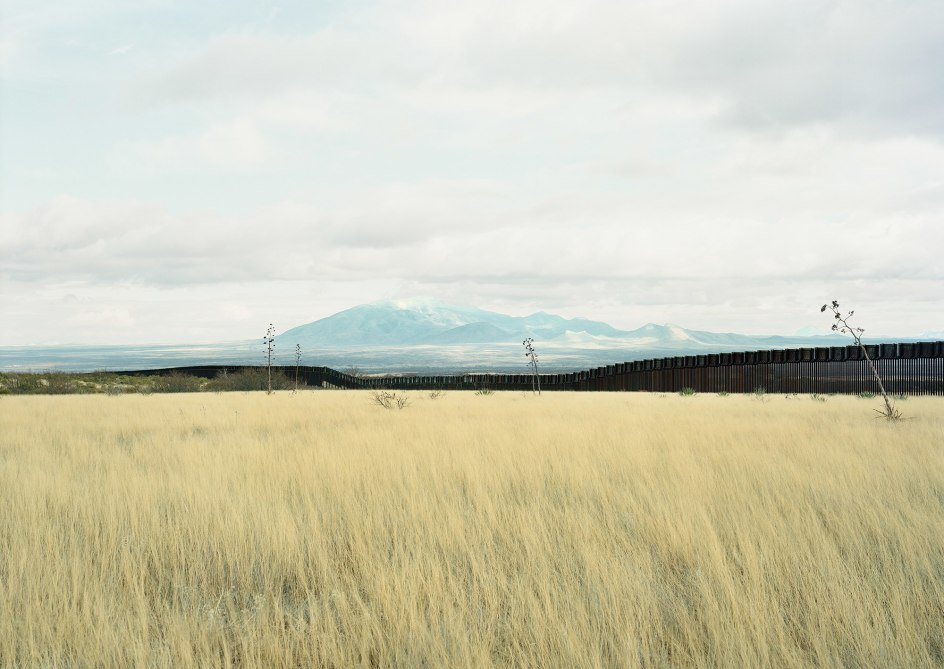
[1,390,942,668]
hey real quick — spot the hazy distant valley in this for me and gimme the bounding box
[1,297,922,373]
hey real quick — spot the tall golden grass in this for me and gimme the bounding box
[1,391,942,668]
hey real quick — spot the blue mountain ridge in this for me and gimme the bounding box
[280,298,635,347]
[279,297,846,349]
[7,297,920,373]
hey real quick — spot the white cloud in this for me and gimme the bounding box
[196,119,275,168]
[129,119,276,170]
[137,25,426,105]
[5,167,941,286]
[0,36,18,74]
[107,43,134,56]
[3,0,944,345]
[72,306,135,328]
[133,1,944,138]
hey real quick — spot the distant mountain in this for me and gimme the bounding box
[619,323,850,349]
[279,297,627,347]
[3,297,935,373]
[278,297,852,352]
[425,322,513,344]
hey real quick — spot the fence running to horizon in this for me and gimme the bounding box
[136,341,944,396]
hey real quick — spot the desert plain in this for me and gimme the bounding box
[1,390,942,668]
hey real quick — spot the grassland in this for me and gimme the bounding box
[1,391,942,668]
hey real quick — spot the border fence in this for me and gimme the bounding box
[134,341,944,396]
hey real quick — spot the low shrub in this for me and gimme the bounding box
[151,373,204,393]
[208,368,296,392]
[0,373,85,395]
[370,390,409,409]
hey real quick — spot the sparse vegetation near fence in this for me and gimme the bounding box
[1,392,942,668]
[2,338,942,397]
[0,368,299,395]
[369,389,410,409]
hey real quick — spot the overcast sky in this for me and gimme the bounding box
[2,0,943,345]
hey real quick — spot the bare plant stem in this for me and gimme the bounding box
[822,301,898,419]
[263,324,275,396]
[523,338,541,395]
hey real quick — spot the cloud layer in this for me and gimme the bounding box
[2,0,943,344]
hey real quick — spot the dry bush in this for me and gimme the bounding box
[208,368,295,393]
[369,389,409,409]
[150,372,204,393]
[0,372,85,395]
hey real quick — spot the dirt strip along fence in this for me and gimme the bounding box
[129,341,944,395]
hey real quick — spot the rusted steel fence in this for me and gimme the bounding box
[136,341,944,395]
[557,342,944,395]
